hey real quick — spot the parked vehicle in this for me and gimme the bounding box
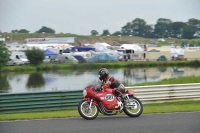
[78,84,143,120]
[172,55,184,60]
[7,59,15,66]
[7,59,24,66]
[43,57,50,63]
[117,49,134,61]
[73,55,87,63]
[64,55,78,64]
[10,52,29,64]
[50,56,59,63]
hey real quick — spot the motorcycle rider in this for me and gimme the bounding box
[97,68,127,97]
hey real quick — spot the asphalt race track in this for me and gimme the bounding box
[0,112,200,133]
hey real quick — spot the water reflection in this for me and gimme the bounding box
[171,67,184,78]
[1,67,200,93]
[0,74,11,93]
[158,67,167,73]
[26,72,45,90]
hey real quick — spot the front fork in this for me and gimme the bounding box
[122,94,130,102]
[123,94,137,109]
[89,99,93,109]
[83,98,98,108]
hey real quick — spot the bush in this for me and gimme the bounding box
[0,41,11,70]
[188,60,200,66]
[25,48,45,65]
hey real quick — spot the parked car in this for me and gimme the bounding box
[7,59,24,66]
[172,55,184,60]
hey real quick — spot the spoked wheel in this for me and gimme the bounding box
[123,96,143,117]
[78,100,99,120]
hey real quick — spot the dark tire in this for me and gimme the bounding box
[78,100,99,120]
[123,96,143,117]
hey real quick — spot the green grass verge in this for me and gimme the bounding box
[0,100,199,121]
[133,76,200,86]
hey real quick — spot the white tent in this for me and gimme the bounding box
[170,47,185,58]
[94,42,122,60]
[118,44,144,61]
[94,42,111,52]
[119,44,144,52]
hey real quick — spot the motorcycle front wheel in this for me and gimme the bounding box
[78,100,99,120]
[123,96,143,117]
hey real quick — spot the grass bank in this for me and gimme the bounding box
[0,100,199,121]
[133,75,200,86]
[2,60,200,72]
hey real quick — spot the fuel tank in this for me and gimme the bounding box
[95,89,119,110]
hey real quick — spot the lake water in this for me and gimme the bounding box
[1,67,200,94]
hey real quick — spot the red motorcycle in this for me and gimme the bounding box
[78,84,143,120]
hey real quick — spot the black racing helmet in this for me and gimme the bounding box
[98,68,109,80]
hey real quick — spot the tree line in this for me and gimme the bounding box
[5,18,200,39]
[91,18,200,39]
[11,26,55,34]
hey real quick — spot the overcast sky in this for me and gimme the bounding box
[0,0,200,35]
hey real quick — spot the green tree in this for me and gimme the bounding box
[143,25,154,38]
[11,29,19,33]
[121,22,132,35]
[170,22,187,38]
[188,18,200,27]
[182,26,197,39]
[101,29,110,36]
[36,26,55,34]
[112,31,121,36]
[18,29,30,33]
[131,18,147,37]
[157,18,172,24]
[12,29,30,33]
[0,41,11,71]
[154,18,172,38]
[121,19,153,37]
[187,18,200,38]
[91,30,99,36]
[25,48,45,65]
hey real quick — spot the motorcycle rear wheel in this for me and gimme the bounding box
[78,100,99,120]
[123,96,143,117]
